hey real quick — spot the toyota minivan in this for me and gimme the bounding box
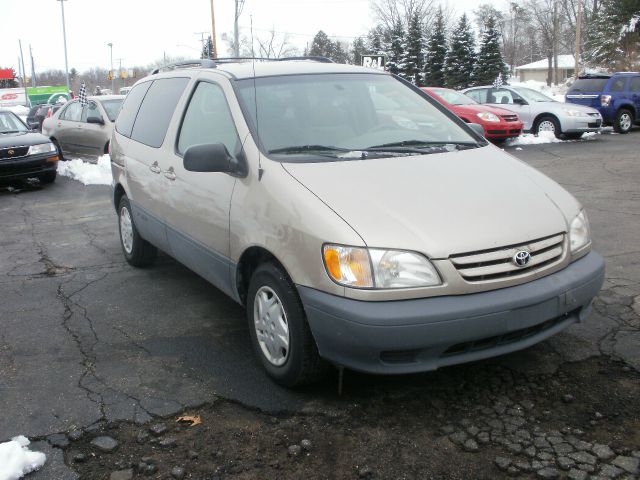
[110,58,604,386]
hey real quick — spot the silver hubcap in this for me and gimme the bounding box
[620,113,632,131]
[253,286,290,366]
[120,207,134,254]
[538,120,556,133]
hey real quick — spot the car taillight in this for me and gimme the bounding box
[46,107,53,118]
[601,95,612,107]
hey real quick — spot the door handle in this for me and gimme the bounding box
[163,167,176,181]
[149,161,161,174]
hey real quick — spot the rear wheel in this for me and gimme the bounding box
[614,109,633,134]
[534,115,562,138]
[246,262,327,387]
[117,195,157,267]
[39,171,56,184]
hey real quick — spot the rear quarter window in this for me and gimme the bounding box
[130,77,190,148]
[115,81,152,138]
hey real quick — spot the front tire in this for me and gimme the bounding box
[614,109,633,134]
[246,262,327,387]
[117,195,157,267]
[534,115,562,138]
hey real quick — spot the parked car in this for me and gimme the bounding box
[422,87,523,141]
[119,86,132,95]
[25,105,42,130]
[110,59,604,386]
[463,85,602,139]
[0,110,60,184]
[26,103,64,132]
[42,95,124,157]
[565,72,640,134]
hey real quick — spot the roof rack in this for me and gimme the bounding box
[151,56,335,75]
[151,59,217,75]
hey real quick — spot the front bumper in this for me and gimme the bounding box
[0,153,58,182]
[562,116,603,133]
[299,251,605,374]
[483,123,524,139]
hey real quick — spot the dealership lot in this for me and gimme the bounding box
[1,132,639,478]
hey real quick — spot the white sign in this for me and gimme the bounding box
[0,88,28,107]
[362,55,386,70]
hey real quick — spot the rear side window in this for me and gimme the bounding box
[610,78,626,92]
[568,78,609,93]
[61,102,82,121]
[115,81,152,138]
[629,77,640,92]
[130,77,189,148]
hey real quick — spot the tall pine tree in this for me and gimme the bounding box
[402,12,424,85]
[423,7,447,87]
[201,36,214,59]
[384,19,405,76]
[444,14,476,89]
[351,37,366,65]
[474,16,509,85]
[309,31,334,58]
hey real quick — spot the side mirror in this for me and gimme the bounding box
[87,116,105,125]
[468,123,486,138]
[513,98,528,106]
[184,143,232,173]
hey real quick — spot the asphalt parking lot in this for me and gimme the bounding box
[1,132,639,479]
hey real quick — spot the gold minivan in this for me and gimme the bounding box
[110,59,604,386]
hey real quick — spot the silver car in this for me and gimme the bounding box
[110,59,604,386]
[42,95,124,157]
[463,85,602,139]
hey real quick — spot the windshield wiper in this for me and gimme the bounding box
[0,130,21,134]
[364,140,479,153]
[268,145,352,155]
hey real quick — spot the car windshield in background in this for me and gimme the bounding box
[236,73,480,161]
[100,99,124,122]
[568,78,610,93]
[512,87,555,103]
[432,89,477,106]
[0,112,29,133]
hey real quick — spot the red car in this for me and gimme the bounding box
[422,87,523,141]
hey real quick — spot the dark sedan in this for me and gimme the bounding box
[0,110,60,184]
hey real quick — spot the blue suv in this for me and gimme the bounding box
[566,72,640,133]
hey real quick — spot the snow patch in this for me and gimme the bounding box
[506,131,564,146]
[0,436,46,480]
[57,154,113,186]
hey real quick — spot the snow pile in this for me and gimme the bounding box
[3,105,30,122]
[57,154,113,186]
[506,131,564,146]
[0,436,46,480]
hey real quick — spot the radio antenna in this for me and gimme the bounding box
[250,15,264,181]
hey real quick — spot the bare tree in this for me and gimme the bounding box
[255,29,298,59]
[370,0,438,30]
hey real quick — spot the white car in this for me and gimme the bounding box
[463,85,602,139]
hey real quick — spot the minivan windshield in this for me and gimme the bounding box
[236,73,481,161]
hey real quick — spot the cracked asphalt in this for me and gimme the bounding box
[0,131,639,479]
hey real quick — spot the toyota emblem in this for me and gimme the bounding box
[8,149,15,156]
[513,250,531,267]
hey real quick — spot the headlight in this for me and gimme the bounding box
[323,244,441,289]
[569,210,591,254]
[28,143,57,155]
[477,112,500,122]
[563,109,587,117]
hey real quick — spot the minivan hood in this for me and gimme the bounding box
[282,146,571,258]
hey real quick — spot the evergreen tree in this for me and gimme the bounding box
[201,36,214,59]
[584,0,640,70]
[402,12,424,85]
[423,7,447,86]
[474,15,509,85]
[367,25,387,55]
[384,19,406,76]
[351,37,366,65]
[330,41,349,64]
[309,30,334,58]
[444,14,476,89]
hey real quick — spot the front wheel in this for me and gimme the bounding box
[246,263,327,387]
[614,109,633,134]
[117,195,157,267]
[534,115,562,138]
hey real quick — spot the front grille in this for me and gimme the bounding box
[0,146,29,160]
[487,129,506,134]
[440,310,577,357]
[450,233,565,282]
[500,114,519,122]
[588,121,601,128]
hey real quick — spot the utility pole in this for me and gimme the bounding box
[108,43,114,93]
[233,0,246,57]
[117,58,123,90]
[553,0,559,84]
[210,0,218,58]
[574,0,583,79]
[29,45,37,87]
[18,40,28,106]
[57,0,70,92]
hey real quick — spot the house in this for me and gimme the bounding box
[515,55,576,83]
